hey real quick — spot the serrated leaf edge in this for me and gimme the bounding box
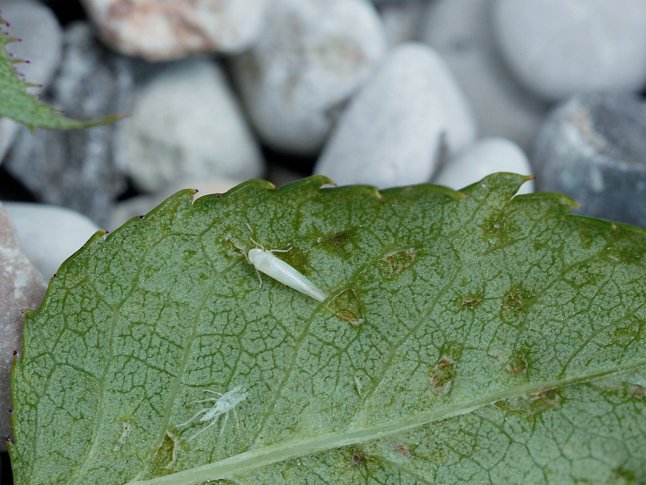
[10,174,646,482]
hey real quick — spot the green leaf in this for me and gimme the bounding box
[0,18,118,129]
[10,174,646,484]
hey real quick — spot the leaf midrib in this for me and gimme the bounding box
[127,361,646,485]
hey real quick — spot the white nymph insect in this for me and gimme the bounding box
[246,234,327,302]
[178,385,249,441]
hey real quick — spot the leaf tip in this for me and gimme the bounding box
[66,113,123,130]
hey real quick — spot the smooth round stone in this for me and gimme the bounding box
[494,0,646,102]
[434,138,534,194]
[0,0,63,162]
[4,202,100,277]
[423,0,546,149]
[532,93,646,227]
[0,204,46,449]
[233,0,385,155]
[81,0,269,60]
[315,43,476,187]
[119,59,263,193]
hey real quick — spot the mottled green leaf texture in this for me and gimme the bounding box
[10,174,646,484]
[0,18,117,129]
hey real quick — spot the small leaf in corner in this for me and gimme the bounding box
[0,17,119,130]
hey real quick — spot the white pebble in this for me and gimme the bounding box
[493,0,646,102]
[315,43,476,187]
[119,59,263,192]
[434,138,534,194]
[4,203,100,278]
[233,0,386,155]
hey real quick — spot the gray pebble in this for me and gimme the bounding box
[5,23,133,225]
[378,1,427,47]
[532,93,646,227]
